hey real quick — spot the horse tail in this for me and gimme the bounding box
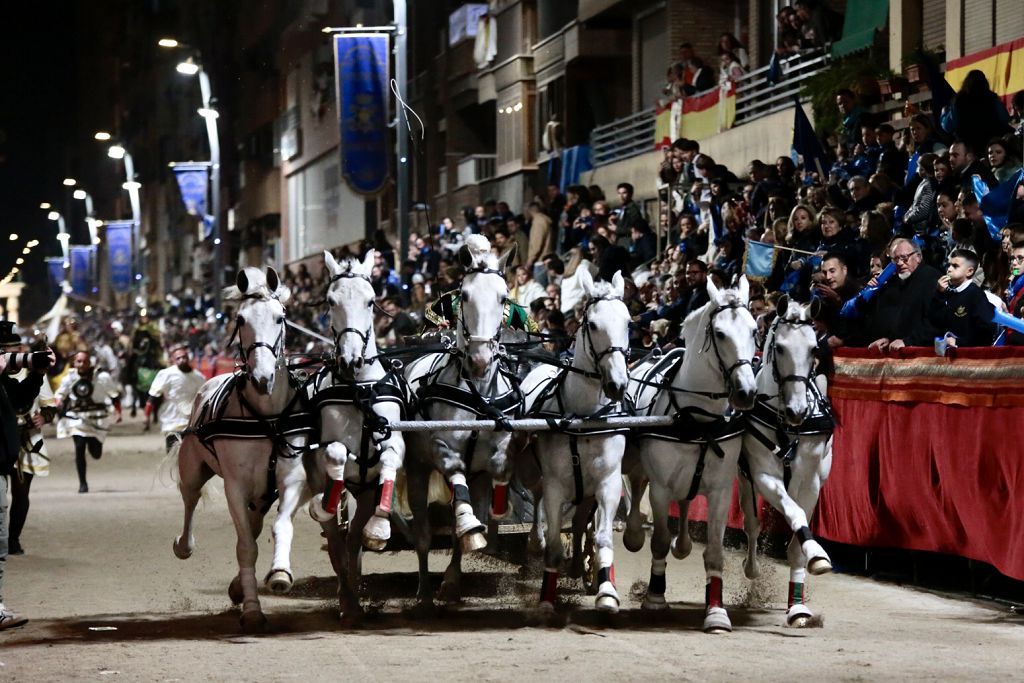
[157,434,184,489]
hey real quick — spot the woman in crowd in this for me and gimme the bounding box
[986,137,1022,184]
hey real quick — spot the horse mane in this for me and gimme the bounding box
[680,288,743,348]
[588,280,616,300]
[464,234,499,271]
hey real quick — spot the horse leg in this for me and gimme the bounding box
[738,469,761,580]
[340,489,375,618]
[363,436,404,550]
[436,437,486,551]
[568,500,592,580]
[528,484,545,558]
[702,482,733,634]
[267,458,307,594]
[753,470,831,577]
[173,437,213,560]
[671,499,693,560]
[593,468,623,612]
[622,470,648,553]
[222,479,266,632]
[539,476,566,611]
[406,458,434,609]
[642,479,672,610]
[786,463,831,627]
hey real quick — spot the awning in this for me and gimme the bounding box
[579,0,623,22]
[830,0,890,59]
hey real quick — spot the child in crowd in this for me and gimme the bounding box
[928,249,996,347]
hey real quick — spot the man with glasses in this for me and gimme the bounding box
[145,344,205,452]
[863,238,941,351]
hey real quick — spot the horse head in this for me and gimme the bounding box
[457,235,513,378]
[768,295,818,426]
[700,276,757,411]
[324,249,377,377]
[576,268,630,402]
[225,266,290,395]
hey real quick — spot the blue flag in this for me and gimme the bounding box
[559,145,593,192]
[791,99,828,178]
[743,240,776,281]
[106,220,134,294]
[978,169,1024,242]
[45,257,65,299]
[69,245,92,296]
[334,33,390,197]
[172,163,213,239]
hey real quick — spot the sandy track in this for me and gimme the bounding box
[2,417,1022,681]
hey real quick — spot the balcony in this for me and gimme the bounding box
[589,107,656,166]
[455,154,497,188]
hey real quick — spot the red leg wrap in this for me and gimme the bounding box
[378,479,394,513]
[323,479,345,515]
[540,569,559,604]
[705,576,723,610]
[491,483,508,516]
[788,581,806,608]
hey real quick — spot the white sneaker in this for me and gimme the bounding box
[0,609,28,630]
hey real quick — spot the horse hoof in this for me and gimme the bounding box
[670,534,692,560]
[622,526,645,553]
[538,600,556,613]
[239,610,267,634]
[228,576,244,605]
[596,592,620,613]
[641,593,669,611]
[808,556,833,576]
[703,607,732,634]
[743,557,761,580]
[787,604,814,627]
[454,509,485,538]
[362,515,391,551]
[527,534,545,557]
[460,531,487,553]
[438,581,462,605]
[172,535,193,560]
[265,569,293,595]
[308,496,335,524]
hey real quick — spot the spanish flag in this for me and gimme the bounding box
[655,83,737,149]
[945,37,1024,108]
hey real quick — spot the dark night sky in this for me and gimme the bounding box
[0,3,78,316]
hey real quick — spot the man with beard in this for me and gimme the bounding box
[55,351,123,493]
[862,238,941,351]
[146,344,206,452]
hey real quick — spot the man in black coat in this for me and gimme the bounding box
[0,321,52,630]
[863,238,942,350]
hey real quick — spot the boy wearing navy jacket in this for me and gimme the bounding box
[928,249,996,347]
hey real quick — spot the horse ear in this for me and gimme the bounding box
[737,275,750,305]
[457,244,473,269]
[265,267,280,293]
[498,242,518,274]
[361,249,375,275]
[808,297,822,320]
[323,250,342,276]
[577,264,595,297]
[611,270,625,298]
[777,294,790,319]
[236,269,250,294]
[706,277,721,303]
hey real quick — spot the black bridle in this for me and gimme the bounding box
[765,315,817,400]
[458,266,507,349]
[577,295,630,383]
[325,269,378,368]
[225,292,286,371]
[700,301,754,398]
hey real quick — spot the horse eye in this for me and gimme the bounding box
[715,331,726,340]
[776,347,785,355]
[463,293,470,304]
[588,321,597,331]
[277,317,285,324]
[236,316,245,326]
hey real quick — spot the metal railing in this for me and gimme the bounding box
[734,48,829,124]
[590,106,657,166]
[455,154,497,188]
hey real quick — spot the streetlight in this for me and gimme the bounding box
[8,233,17,241]
[62,178,77,187]
[107,145,126,159]
[49,211,70,267]
[161,42,222,310]
[39,202,51,210]
[72,187,99,245]
[94,131,112,141]
[73,189,87,200]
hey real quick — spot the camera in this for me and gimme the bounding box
[3,351,54,373]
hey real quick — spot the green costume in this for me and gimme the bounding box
[424,290,538,333]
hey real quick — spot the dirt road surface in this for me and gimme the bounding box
[2,417,1022,681]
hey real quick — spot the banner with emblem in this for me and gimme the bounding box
[105,220,134,294]
[45,256,65,298]
[334,33,390,197]
[172,162,214,238]
[69,245,93,296]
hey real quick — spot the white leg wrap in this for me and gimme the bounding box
[597,546,614,569]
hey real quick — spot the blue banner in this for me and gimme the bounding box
[70,245,92,296]
[334,33,390,197]
[743,240,776,281]
[172,163,213,237]
[45,257,65,299]
[106,220,134,294]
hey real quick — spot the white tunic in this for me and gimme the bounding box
[55,369,122,442]
[15,370,56,477]
[148,365,205,434]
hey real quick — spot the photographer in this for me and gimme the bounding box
[0,320,53,630]
[55,350,123,493]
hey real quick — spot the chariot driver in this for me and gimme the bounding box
[423,287,539,334]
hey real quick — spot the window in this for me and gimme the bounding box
[286,153,367,260]
[638,7,668,108]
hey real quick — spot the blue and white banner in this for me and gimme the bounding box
[172,163,213,237]
[106,220,134,294]
[45,257,65,298]
[334,33,390,197]
[69,245,93,296]
[743,240,776,281]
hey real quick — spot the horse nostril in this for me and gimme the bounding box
[354,357,364,370]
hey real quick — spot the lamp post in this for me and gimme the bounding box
[168,48,222,312]
[108,143,143,297]
[73,188,100,245]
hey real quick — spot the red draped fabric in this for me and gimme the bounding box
[814,347,1024,581]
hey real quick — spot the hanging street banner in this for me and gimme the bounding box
[334,33,390,197]
[106,220,134,294]
[45,256,65,299]
[69,245,93,296]
[172,162,214,238]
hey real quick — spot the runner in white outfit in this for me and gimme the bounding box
[55,351,122,493]
[146,345,205,452]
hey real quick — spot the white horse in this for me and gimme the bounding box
[403,235,518,606]
[519,269,630,612]
[174,267,313,632]
[305,250,407,619]
[739,297,834,627]
[624,277,757,633]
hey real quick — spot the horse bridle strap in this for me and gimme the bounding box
[703,301,752,395]
[459,266,507,345]
[767,317,816,396]
[580,295,630,379]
